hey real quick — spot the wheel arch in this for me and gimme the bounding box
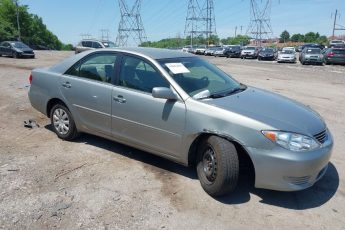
[188,132,256,181]
[46,98,69,118]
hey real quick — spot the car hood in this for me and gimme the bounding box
[202,87,326,136]
[278,54,295,57]
[242,50,255,53]
[305,54,322,57]
[15,47,33,52]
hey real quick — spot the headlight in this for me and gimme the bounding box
[262,131,320,152]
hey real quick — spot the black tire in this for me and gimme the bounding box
[12,52,18,58]
[196,136,239,197]
[50,104,78,140]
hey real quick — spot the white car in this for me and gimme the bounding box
[277,50,296,63]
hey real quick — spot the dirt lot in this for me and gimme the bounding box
[0,51,344,229]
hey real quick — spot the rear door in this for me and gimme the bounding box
[60,52,118,136]
[111,54,186,157]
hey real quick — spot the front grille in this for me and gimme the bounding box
[314,130,327,144]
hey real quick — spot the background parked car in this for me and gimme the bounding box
[213,47,228,57]
[204,46,220,56]
[257,48,277,61]
[225,45,242,58]
[241,46,259,59]
[75,39,116,54]
[277,49,296,63]
[329,40,345,48]
[195,45,207,55]
[323,48,345,65]
[0,41,35,58]
[299,47,323,65]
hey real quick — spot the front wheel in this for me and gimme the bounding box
[12,52,19,58]
[50,104,78,140]
[196,136,239,197]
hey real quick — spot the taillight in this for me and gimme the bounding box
[29,73,32,84]
[327,52,335,57]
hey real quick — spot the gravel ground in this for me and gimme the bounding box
[0,51,344,230]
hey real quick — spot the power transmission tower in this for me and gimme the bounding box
[184,0,217,46]
[246,0,273,46]
[332,9,345,38]
[116,0,147,47]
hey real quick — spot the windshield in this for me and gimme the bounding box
[11,42,29,49]
[102,41,116,48]
[261,48,274,53]
[306,48,321,54]
[281,50,294,54]
[229,46,240,50]
[245,47,256,50]
[158,57,243,99]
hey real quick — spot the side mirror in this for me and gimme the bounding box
[152,87,178,100]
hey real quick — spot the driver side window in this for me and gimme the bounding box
[119,56,169,93]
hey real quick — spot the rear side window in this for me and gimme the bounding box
[92,42,103,48]
[65,53,117,83]
[81,41,92,47]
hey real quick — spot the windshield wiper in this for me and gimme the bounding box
[225,84,247,95]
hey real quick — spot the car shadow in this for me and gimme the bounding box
[44,125,339,209]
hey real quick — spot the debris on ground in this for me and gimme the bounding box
[24,119,40,129]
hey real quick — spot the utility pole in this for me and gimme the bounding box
[185,0,217,46]
[246,0,273,46]
[116,0,147,47]
[14,0,21,41]
[235,26,237,37]
[332,9,345,39]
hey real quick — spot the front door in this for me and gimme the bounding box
[111,55,186,158]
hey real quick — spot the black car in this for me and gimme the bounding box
[225,45,242,58]
[323,48,345,65]
[257,48,277,61]
[0,41,35,58]
[300,43,325,52]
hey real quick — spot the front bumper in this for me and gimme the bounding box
[246,131,333,191]
[278,57,296,63]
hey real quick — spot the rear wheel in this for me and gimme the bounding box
[196,136,239,197]
[50,104,78,140]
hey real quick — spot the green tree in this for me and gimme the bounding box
[279,30,290,43]
[0,0,64,50]
[221,35,250,46]
[304,32,317,43]
[290,33,304,42]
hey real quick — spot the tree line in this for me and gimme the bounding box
[140,35,251,48]
[279,30,328,44]
[0,0,72,50]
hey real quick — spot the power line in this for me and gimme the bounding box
[246,0,273,46]
[115,0,147,47]
[184,0,217,46]
[100,29,110,41]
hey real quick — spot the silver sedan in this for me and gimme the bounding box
[28,47,333,197]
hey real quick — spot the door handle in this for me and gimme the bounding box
[113,95,126,103]
[62,82,71,88]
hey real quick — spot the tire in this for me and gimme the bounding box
[196,136,239,197]
[50,104,78,140]
[12,52,18,58]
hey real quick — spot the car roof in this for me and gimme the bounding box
[111,47,194,59]
[48,47,195,73]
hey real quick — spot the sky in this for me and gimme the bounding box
[20,0,345,45]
